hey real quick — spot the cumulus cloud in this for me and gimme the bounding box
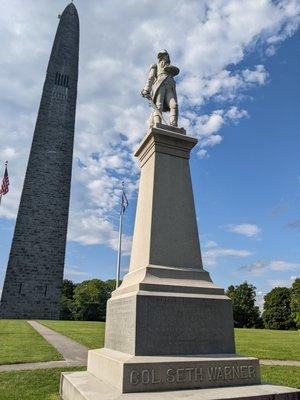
[225,223,261,237]
[239,260,300,276]
[0,0,299,253]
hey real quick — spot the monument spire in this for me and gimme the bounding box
[0,4,80,319]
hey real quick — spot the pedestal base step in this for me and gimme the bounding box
[87,349,261,393]
[60,371,300,400]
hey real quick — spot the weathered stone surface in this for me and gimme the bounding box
[105,292,235,356]
[60,371,300,400]
[104,126,235,358]
[88,348,260,393]
[128,124,203,274]
[0,3,79,320]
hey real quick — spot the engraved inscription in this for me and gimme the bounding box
[105,297,135,353]
[129,365,257,387]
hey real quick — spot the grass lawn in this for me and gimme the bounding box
[0,320,63,365]
[39,321,300,361]
[38,320,105,349]
[0,367,85,400]
[0,365,298,400]
[235,328,300,361]
[261,365,300,389]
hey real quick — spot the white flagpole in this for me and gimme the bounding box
[116,182,125,289]
[116,207,124,289]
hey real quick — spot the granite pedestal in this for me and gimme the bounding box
[60,124,300,399]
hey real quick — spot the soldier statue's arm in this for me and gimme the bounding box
[141,63,157,98]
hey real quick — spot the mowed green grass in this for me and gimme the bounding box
[0,367,85,400]
[261,365,300,390]
[39,321,300,361]
[0,365,298,400]
[235,328,300,361]
[38,320,105,349]
[0,320,63,365]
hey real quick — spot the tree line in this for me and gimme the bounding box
[60,277,300,330]
[60,279,116,321]
[226,278,300,330]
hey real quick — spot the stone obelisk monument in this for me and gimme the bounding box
[0,3,79,320]
[61,51,299,399]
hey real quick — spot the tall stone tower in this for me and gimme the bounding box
[0,3,79,319]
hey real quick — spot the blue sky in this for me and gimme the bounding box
[0,0,299,309]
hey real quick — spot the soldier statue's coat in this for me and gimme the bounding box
[142,50,180,127]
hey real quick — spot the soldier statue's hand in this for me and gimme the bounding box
[141,89,150,99]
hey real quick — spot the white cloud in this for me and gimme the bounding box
[225,106,249,121]
[242,65,268,85]
[269,261,300,271]
[0,0,299,253]
[197,149,209,159]
[239,260,300,276]
[225,223,261,237]
[203,240,218,248]
[203,241,252,268]
[285,219,300,229]
[255,291,265,311]
[267,277,296,289]
[64,266,89,278]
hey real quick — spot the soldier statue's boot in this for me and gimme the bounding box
[153,114,162,126]
[169,107,178,127]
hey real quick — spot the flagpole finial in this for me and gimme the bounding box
[5,160,8,166]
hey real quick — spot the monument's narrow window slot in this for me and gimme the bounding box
[55,73,69,88]
[18,283,23,295]
[44,284,48,296]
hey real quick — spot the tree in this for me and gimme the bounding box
[71,279,116,321]
[60,279,76,320]
[62,279,76,298]
[226,282,262,328]
[262,287,295,330]
[290,278,300,329]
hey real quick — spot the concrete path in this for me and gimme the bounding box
[0,360,81,372]
[0,321,88,372]
[27,320,88,364]
[260,359,300,367]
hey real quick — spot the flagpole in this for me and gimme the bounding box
[116,182,125,289]
[116,206,124,289]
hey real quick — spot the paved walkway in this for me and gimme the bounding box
[260,359,300,367]
[0,321,299,372]
[27,321,88,364]
[0,321,88,372]
[0,360,81,372]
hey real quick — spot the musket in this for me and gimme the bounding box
[142,92,168,125]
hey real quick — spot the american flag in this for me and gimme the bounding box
[0,162,9,197]
[121,183,129,214]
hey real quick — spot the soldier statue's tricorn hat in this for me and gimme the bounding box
[157,49,170,61]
